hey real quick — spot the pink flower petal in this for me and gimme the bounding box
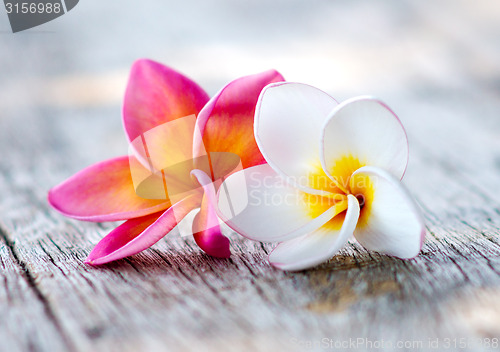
[128,115,207,204]
[123,59,210,146]
[85,193,201,265]
[194,69,284,171]
[191,169,230,258]
[269,194,360,271]
[350,166,425,259]
[48,156,170,222]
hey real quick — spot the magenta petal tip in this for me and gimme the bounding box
[194,227,231,258]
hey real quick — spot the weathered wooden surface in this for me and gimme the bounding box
[1,1,500,351]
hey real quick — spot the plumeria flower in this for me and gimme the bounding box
[48,59,284,265]
[217,82,425,271]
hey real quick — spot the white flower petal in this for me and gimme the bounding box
[255,82,339,195]
[350,166,425,259]
[217,164,348,242]
[269,194,360,271]
[321,97,409,189]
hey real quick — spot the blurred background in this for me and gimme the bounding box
[1,0,499,145]
[1,0,500,166]
[1,0,499,201]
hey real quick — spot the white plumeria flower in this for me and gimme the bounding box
[217,82,426,271]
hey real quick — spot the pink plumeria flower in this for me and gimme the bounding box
[48,59,284,265]
[217,82,425,271]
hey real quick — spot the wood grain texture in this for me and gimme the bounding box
[1,1,500,351]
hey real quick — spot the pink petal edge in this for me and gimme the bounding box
[85,193,201,265]
[193,69,285,169]
[48,156,170,222]
[191,169,230,258]
[123,59,210,149]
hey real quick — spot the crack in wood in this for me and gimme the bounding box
[0,225,77,351]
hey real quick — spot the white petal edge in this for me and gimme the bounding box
[255,82,338,195]
[350,166,425,259]
[269,194,360,271]
[217,164,346,242]
[321,96,409,186]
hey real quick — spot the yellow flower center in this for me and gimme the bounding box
[349,171,374,229]
[306,155,372,230]
[329,155,364,191]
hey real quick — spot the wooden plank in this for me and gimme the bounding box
[2,95,500,351]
